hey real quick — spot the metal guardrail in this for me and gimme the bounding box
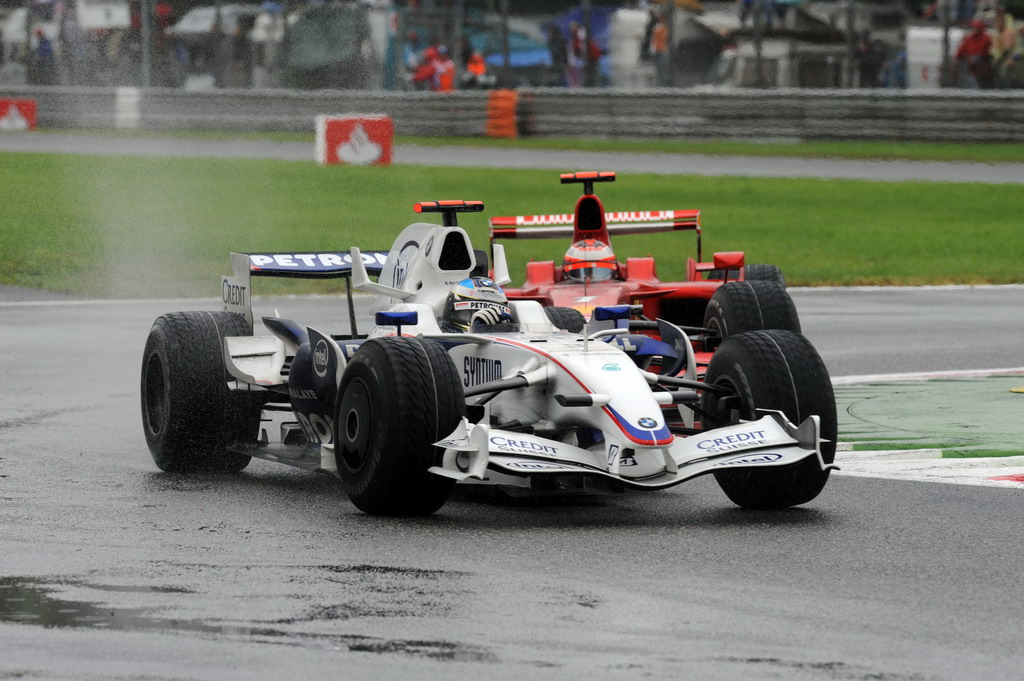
[0,86,491,137]
[2,85,1023,142]
[516,88,1024,143]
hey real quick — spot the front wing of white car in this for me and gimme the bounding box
[431,412,835,490]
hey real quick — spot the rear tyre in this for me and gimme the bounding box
[544,306,586,333]
[141,311,261,473]
[335,337,464,516]
[706,264,786,287]
[700,330,836,509]
[743,264,786,287]
[703,280,800,352]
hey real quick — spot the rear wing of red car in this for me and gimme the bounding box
[489,209,704,260]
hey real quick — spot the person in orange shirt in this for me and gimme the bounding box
[650,13,669,86]
[467,52,486,77]
[432,45,456,92]
[462,51,494,88]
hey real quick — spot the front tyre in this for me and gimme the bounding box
[700,330,836,509]
[141,311,261,473]
[335,337,465,516]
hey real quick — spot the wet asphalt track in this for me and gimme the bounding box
[2,131,1024,183]
[2,289,1023,681]
[2,136,1024,680]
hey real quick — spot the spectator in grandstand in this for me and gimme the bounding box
[990,8,1021,87]
[461,50,493,89]
[547,24,568,86]
[650,11,669,86]
[639,8,657,62]
[881,40,909,89]
[411,45,455,92]
[32,29,56,85]
[853,30,887,87]
[230,21,254,87]
[566,21,585,88]
[411,45,438,90]
[999,23,1024,87]
[956,18,995,88]
[432,45,455,91]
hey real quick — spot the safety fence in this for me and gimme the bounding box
[2,85,1023,143]
[516,89,1024,143]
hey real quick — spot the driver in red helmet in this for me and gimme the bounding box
[562,239,620,282]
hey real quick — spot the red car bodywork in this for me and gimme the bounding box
[491,171,747,328]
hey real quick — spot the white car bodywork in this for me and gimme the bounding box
[219,216,831,493]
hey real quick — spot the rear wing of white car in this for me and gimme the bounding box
[220,200,499,335]
[221,250,389,332]
[489,209,704,260]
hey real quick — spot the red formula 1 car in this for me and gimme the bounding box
[490,171,800,368]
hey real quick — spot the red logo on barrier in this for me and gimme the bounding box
[0,99,37,131]
[316,115,393,166]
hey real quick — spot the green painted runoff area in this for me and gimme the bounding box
[835,376,1024,457]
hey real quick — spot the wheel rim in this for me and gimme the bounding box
[702,375,747,430]
[337,377,372,473]
[143,352,167,436]
[704,318,723,352]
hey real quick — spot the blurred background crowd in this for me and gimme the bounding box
[0,0,1020,90]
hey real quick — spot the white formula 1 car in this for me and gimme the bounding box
[141,201,838,516]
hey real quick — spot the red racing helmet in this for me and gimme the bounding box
[562,239,618,282]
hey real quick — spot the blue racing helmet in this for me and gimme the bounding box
[440,277,512,332]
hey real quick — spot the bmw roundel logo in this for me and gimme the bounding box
[638,417,658,428]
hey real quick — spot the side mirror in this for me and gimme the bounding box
[712,251,745,270]
[376,311,419,336]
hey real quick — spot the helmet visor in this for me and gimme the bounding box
[564,262,617,282]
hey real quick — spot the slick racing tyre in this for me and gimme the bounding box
[706,263,786,287]
[335,337,465,516]
[703,280,800,352]
[141,311,262,473]
[544,306,587,333]
[700,330,837,509]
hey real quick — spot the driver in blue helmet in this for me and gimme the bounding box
[440,277,517,332]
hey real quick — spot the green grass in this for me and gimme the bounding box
[943,449,1024,458]
[2,151,1023,297]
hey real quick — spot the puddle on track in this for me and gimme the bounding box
[0,577,493,662]
[0,577,254,635]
